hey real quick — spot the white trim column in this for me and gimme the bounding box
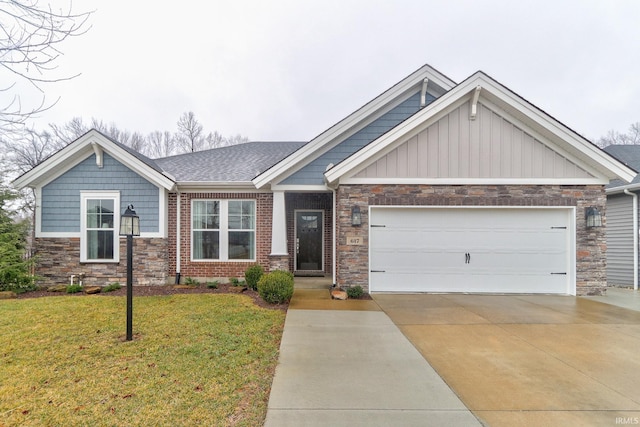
[271,190,288,256]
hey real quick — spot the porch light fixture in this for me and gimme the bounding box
[351,205,362,227]
[585,206,602,228]
[119,205,140,341]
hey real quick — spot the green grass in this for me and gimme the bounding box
[0,294,285,426]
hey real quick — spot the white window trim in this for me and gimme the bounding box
[191,199,256,262]
[80,191,120,263]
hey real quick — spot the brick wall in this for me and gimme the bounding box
[336,184,606,296]
[34,237,168,287]
[168,192,273,281]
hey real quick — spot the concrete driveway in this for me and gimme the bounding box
[373,293,640,426]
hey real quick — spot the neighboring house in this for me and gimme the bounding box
[13,64,635,296]
[603,145,640,289]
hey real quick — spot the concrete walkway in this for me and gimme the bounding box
[264,285,481,427]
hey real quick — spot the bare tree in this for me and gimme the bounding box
[176,111,204,152]
[598,122,640,148]
[147,130,176,158]
[0,0,93,138]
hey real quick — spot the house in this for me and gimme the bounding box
[13,64,635,296]
[602,144,640,289]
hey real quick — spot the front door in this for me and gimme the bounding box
[295,211,323,271]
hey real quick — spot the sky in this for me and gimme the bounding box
[14,0,640,143]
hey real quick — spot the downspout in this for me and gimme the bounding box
[175,189,181,284]
[624,189,638,290]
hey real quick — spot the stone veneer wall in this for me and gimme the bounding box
[336,184,606,296]
[34,237,168,287]
[168,192,273,281]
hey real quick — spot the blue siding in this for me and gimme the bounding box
[281,92,433,185]
[41,153,160,233]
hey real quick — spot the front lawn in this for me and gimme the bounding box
[0,294,285,426]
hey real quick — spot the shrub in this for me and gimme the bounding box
[229,277,245,287]
[103,282,121,292]
[66,284,82,294]
[257,270,294,304]
[184,277,200,286]
[244,264,264,291]
[206,281,219,289]
[346,285,364,299]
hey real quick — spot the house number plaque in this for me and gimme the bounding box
[346,235,363,245]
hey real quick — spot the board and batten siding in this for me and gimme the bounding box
[281,92,435,185]
[354,102,595,180]
[41,153,160,233]
[606,193,636,286]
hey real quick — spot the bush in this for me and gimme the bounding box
[103,282,121,292]
[184,277,200,286]
[229,277,245,287]
[244,264,264,291]
[346,285,364,299]
[66,284,82,294]
[206,281,219,289]
[257,270,294,304]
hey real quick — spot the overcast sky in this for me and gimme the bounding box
[19,0,640,143]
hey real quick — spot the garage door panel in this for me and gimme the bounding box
[369,207,572,294]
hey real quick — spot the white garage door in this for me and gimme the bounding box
[369,207,574,294]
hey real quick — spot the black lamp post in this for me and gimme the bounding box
[119,204,140,341]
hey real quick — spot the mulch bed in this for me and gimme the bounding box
[15,283,289,311]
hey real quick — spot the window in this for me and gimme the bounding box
[192,200,255,261]
[81,192,120,262]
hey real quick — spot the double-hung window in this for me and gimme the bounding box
[81,192,120,262]
[192,200,255,261]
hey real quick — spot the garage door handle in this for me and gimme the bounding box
[465,253,471,264]
[370,270,386,273]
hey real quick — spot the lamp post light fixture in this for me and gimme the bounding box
[119,205,140,341]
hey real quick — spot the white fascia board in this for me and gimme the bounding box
[13,130,176,191]
[325,72,636,185]
[270,184,332,192]
[606,183,640,195]
[175,182,261,192]
[253,65,456,189]
[475,77,636,183]
[341,177,610,186]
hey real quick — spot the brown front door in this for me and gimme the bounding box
[295,211,323,271]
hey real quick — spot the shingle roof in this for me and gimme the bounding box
[603,145,640,188]
[155,141,307,182]
[100,132,167,176]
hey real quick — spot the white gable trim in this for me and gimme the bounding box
[252,64,456,189]
[13,129,176,191]
[325,72,636,185]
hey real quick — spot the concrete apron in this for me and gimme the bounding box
[265,287,482,426]
[374,293,640,427]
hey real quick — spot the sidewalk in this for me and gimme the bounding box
[264,284,481,427]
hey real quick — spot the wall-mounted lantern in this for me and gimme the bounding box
[585,206,602,228]
[351,205,362,227]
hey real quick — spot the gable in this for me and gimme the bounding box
[325,72,636,186]
[280,92,433,185]
[253,64,456,189]
[352,101,595,182]
[41,153,161,234]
